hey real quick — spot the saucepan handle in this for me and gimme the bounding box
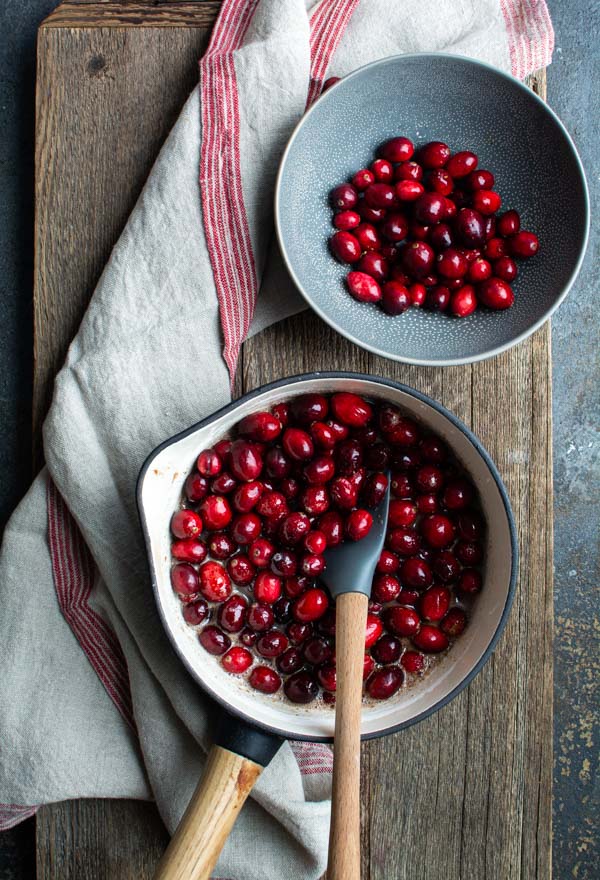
[154,714,283,880]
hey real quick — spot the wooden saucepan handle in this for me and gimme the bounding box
[153,744,263,880]
[327,590,369,880]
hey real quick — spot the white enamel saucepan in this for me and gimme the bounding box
[137,372,518,880]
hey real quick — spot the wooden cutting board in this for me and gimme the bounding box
[34,3,553,878]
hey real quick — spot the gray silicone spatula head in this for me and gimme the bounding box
[321,476,390,601]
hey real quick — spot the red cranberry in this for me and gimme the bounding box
[379,136,415,162]
[221,646,252,674]
[363,654,376,680]
[493,256,518,282]
[484,237,507,260]
[211,472,237,495]
[318,511,344,546]
[227,553,255,586]
[365,613,384,648]
[397,588,420,606]
[333,209,361,231]
[381,211,410,242]
[208,531,236,560]
[497,209,520,237]
[442,478,474,510]
[366,666,403,700]
[171,509,202,540]
[345,509,373,541]
[282,428,314,461]
[467,257,492,283]
[446,150,478,178]
[300,553,326,577]
[330,231,361,263]
[171,563,199,598]
[302,486,330,517]
[458,568,482,594]
[391,448,421,471]
[509,230,539,258]
[303,635,333,666]
[284,575,310,599]
[287,620,313,643]
[418,141,451,169]
[385,605,421,636]
[302,456,334,485]
[199,625,231,655]
[364,442,390,470]
[420,514,455,548]
[457,511,484,541]
[372,573,401,603]
[196,448,222,477]
[429,223,454,251]
[379,407,419,446]
[478,277,515,310]
[252,571,281,604]
[483,216,497,240]
[317,665,337,692]
[414,192,446,224]
[471,190,502,215]
[412,625,449,653]
[372,634,402,664]
[264,446,291,479]
[389,499,417,528]
[229,440,263,482]
[255,490,287,521]
[247,602,274,632]
[218,595,248,633]
[171,539,208,564]
[289,393,328,424]
[359,201,386,224]
[248,537,274,568]
[420,585,451,622]
[275,647,302,674]
[465,169,494,190]
[401,650,425,673]
[455,540,483,566]
[362,472,389,508]
[443,197,457,219]
[240,627,257,647]
[371,158,394,182]
[427,169,454,195]
[357,252,389,282]
[238,411,281,443]
[284,671,319,704]
[450,284,477,317]
[292,588,328,622]
[387,528,421,557]
[256,629,288,658]
[249,665,281,694]
[346,271,382,303]
[416,493,438,514]
[416,465,444,493]
[273,596,292,623]
[271,549,298,577]
[182,599,209,626]
[185,472,209,503]
[425,286,451,312]
[365,183,397,209]
[231,513,261,545]
[432,550,461,583]
[395,180,424,202]
[329,477,356,511]
[330,183,357,210]
[381,281,410,315]
[395,160,423,181]
[437,247,468,279]
[377,549,400,574]
[409,282,427,306]
[199,561,232,602]
[331,392,373,427]
[441,607,467,636]
[409,221,430,241]
[352,168,375,191]
[310,421,337,451]
[279,512,310,546]
[454,208,485,247]
[304,530,327,556]
[400,557,433,590]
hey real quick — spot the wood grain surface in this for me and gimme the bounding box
[34,3,553,877]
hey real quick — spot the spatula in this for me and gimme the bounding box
[321,477,391,880]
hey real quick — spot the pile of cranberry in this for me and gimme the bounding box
[170,392,485,705]
[328,137,540,317]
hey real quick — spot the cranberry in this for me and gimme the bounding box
[371,158,394,182]
[171,509,202,540]
[381,210,410,242]
[252,571,281,604]
[196,448,221,477]
[211,472,237,495]
[310,421,337,450]
[412,625,449,653]
[367,666,403,699]
[400,557,433,590]
[443,197,457,219]
[381,281,410,315]
[284,576,309,600]
[442,478,474,510]
[365,183,397,209]
[281,428,314,462]
[497,209,520,237]
[483,216,497,240]
[221,646,252,674]
[379,136,415,162]
[333,210,361,231]
[362,472,389,508]
[240,627,257,647]
[509,230,539,258]
[457,511,484,541]
[217,595,248,633]
[409,220,430,241]
[429,223,454,250]
[247,602,274,632]
[264,446,291,479]
[446,150,477,178]
[254,490,286,522]
[389,499,417,528]
[357,251,389,282]
[467,257,492,283]
[450,284,477,318]
[199,625,231,656]
[182,600,209,626]
[328,477,356,510]
[363,654,376,680]
[401,650,425,673]
[373,634,402,664]
[425,286,451,312]
[278,512,310,546]
[302,486,330,516]
[318,511,344,546]
[393,181,422,204]
[432,550,461,583]
[227,553,255,586]
[416,493,438,514]
[372,573,401,603]
[387,528,420,557]
[458,568,482,594]
[364,442,390,471]
[454,208,486,247]
[287,620,312,643]
[346,271,382,303]
[397,588,420,606]
[292,588,329,622]
[185,472,209,503]
[471,189,502,215]
[465,169,494,191]
[420,514,455,548]
[208,532,236,560]
[414,192,446,225]
[418,141,451,169]
[427,168,454,195]
[229,440,263,482]
[300,553,326,577]
[303,635,333,666]
[171,563,199,599]
[359,201,386,223]
[365,613,384,648]
[273,596,292,623]
[455,540,483,566]
[304,530,327,556]
[484,237,507,260]
[276,647,303,674]
[441,607,467,637]
[284,671,319,704]
[346,509,373,541]
[409,282,427,306]
[352,168,375,191]
[302,456,334,486]
[330,183,358,210]
[391,448,421,470]
[493,256,518,282]
[318,665,337,692]
[415,465,443,493]
[198,561,231,603]
[331,392,373,427]
[395,161,423,181]
[248,536,274,569]
[256,630,288,658]
[377,549,400,574]
[330,230,361,263]
[385,605,420,637]
[171,539,207,564]
[290,394,328,424]
[478,277,515,310]
[437,247,468,279]
[271,549,298,577]
[249,665,281,694]
[379,407,419,446]
[420,585,451,622]
[231,513,261,545]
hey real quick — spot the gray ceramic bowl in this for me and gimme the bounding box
[276,54,589,366]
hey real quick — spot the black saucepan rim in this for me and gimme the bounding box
[137,372,519,743]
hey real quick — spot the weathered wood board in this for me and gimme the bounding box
[34,4,553,878]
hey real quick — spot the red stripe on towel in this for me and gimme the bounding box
[499,0,554,79]
[47,479,135,731]
[0,803,38,832]
[307,0,361,107]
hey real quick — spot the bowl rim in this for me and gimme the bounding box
[274,52,590,367]
[137,371,519,742]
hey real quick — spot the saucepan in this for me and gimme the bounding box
[137,372,518,880]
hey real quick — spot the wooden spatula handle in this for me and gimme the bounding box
[328,590,369,880]
[153,744,262,880]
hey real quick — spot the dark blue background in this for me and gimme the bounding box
[0,1,597,876]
